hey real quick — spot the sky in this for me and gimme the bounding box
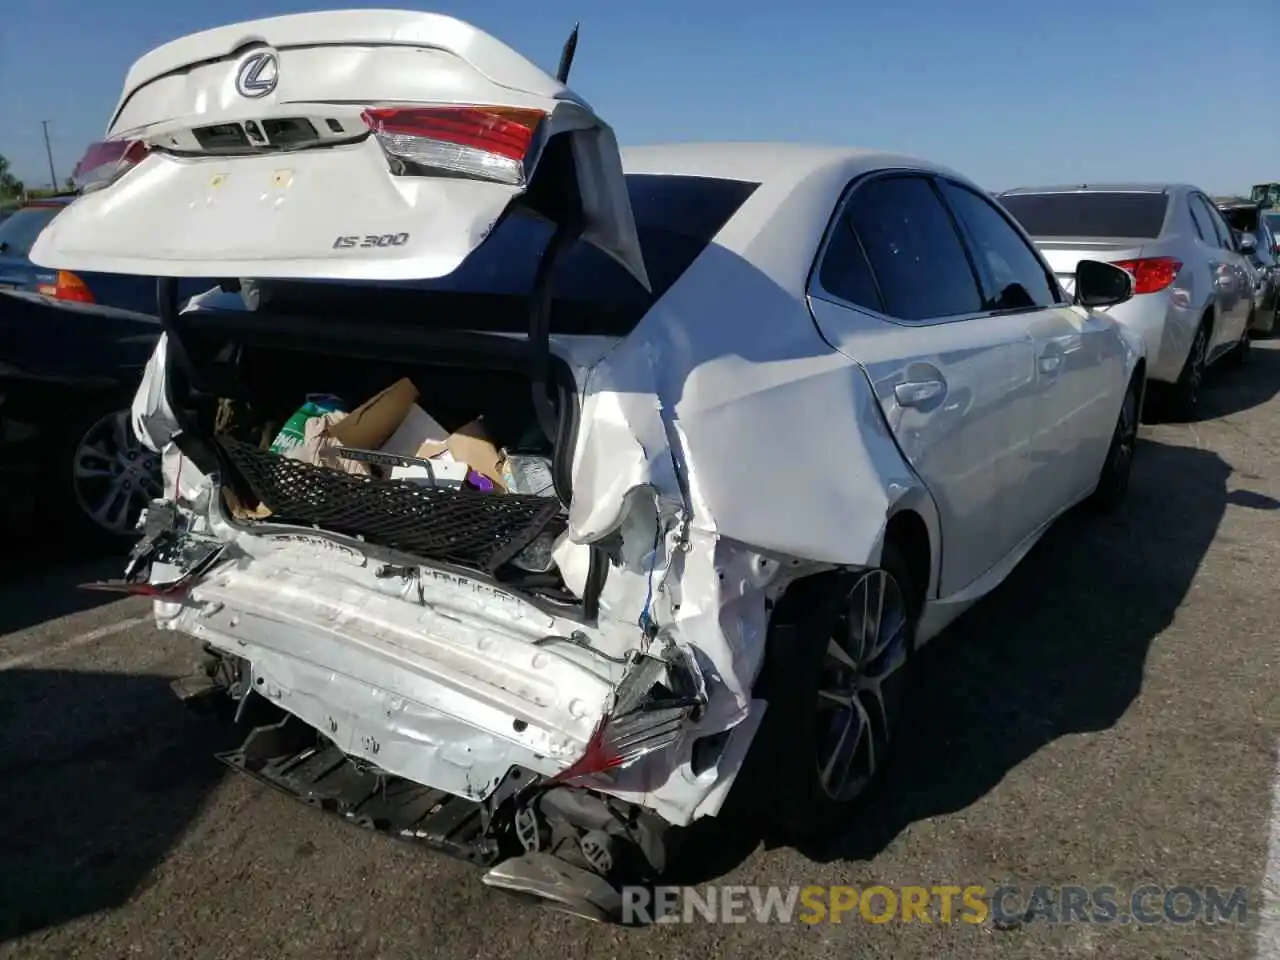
[1,0,1276,194]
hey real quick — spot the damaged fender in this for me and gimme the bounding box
[557,286,939,823]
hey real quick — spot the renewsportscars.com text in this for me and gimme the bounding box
[621,884,1250,925]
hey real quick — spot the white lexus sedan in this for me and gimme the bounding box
[31,9,1146,921]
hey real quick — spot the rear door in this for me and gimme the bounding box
[937,179,1122,514]
[29,11,647,289]
[807,173,1037,597]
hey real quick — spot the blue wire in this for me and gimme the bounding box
[637,516,663,634]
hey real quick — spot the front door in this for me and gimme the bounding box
[935,178,1121,512]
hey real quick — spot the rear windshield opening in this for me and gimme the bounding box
[0,205,63,259]
[233,173,760,336]
[1219,207,1259,234]
[999,192,1169,240]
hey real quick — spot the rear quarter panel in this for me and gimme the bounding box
[572,202,939,578]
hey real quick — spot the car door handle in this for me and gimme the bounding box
[894,379,946,407]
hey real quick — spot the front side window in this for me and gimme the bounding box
[1192,195,1230,249]
[939,181,1061,310]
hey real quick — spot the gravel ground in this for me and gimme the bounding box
[2,345,1279,960]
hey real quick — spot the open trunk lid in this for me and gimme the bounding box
[29,10,648,288]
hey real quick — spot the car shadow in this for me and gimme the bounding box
[0,668,238,943]
[1148,341,1280,424]
[0,550,132,637]
[668,433,1237,880]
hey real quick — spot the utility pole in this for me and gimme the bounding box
[40,120,58,190]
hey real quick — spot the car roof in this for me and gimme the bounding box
[620,142,973,189]
[999,183,1189,196]
[617,142,997,302]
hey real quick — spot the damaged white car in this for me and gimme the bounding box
[32,10,1147,921]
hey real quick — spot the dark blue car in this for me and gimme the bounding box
[0,197,215,543]
[0,196,211,312]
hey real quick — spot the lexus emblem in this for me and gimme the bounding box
[235,51,278,98]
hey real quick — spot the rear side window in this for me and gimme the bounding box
[998,192,1169,239]
[818,218,882,312]
[840,176,984,321]
[0,205,62,259]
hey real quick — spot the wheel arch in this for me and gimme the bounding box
[1130,356,1148,415]
[769,495,939,636]
[882,508,932,615]
[1200,303,1216,339]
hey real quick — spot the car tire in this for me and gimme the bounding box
[732,542,919,842]
[1166,320,1209,422]
[48,398,163,549]
[1088,376,1140,513]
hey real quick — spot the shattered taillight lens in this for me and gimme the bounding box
[72,139,150,192]
[551,647,706,784]
[360,106,545,187]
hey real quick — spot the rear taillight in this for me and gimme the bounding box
[551,704,692,784]
[72,139,150,192]
[36,270,95,304]
[548,647,706,784]
[1111,257,1182,295]
[360,106,545,186]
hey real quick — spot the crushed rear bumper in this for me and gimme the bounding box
[213,705,537,865]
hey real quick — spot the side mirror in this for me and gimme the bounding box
[1236,232,1258,255]
[1074,259,1135,309]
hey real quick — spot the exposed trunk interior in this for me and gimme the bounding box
[161,291,602,611]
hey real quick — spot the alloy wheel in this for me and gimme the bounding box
[814,568,910,803]
[71,410,163,535]
[1111,388,1139,493]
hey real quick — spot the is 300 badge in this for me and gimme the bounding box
[332,232,410,249]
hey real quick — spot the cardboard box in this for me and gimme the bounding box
[381,403,450,459]
[418,418,507,491]
[327,377,420,451]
